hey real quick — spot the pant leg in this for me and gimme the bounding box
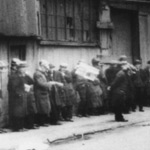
[114,106,124,121]
[24,115,34,129]
[135,87,144,110]
[61,106,67,120]
[50,98,60,124]
[67,105,73,119]
[12,117,24,131]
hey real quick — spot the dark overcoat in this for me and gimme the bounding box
[63,71,77,106]
[47,70,64,106]
[33,70,51,115]
[86,80,103,108]
[8,73,27,118]
[24,75,37,115]
[143,67,150,97]
[133,69,145,88]
[110,70,128,108]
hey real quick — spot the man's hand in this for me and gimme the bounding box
[107,86,111,91]
[48,81,63,87]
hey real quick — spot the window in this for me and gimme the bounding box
[40,0,98,43]
[10,45,26,61]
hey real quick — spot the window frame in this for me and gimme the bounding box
[39,0,98,46]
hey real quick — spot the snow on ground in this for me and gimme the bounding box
[52,122,150,150]
[0,107,149,150]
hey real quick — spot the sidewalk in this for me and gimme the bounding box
[0,107,150,150]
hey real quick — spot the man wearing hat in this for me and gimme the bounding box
[47,63,64,125]
[34,60,63,126]
[133,59,145,112]
[34,60,52,126]
[109,62,130,122]
[8,58,20,129]
[8,60,33,131]
[105,60,121,111]
[142,60,150,106]
[10,58,20,74]
[105,60,121,86]
[88,57,106,115]
[58,63,75,121]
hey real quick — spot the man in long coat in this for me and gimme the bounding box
[105,60,121,111]
[58,63,76,121]
[34,60,63,126]
[109,64,129,122]
[8,61,29,131]
[133,60,145,112]
[47,64,64,125]
[142,60,150,106]
[34,60,53,126]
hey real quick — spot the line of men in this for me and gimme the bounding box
[7,55,150,131]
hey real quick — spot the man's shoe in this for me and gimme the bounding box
[51,122,61,125]
[115,118,128,122]
[65,119,74,122]
[139,109,144,112]
[42,124,50,127]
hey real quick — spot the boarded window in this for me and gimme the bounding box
[40,0,98,43]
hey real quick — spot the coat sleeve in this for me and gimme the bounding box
[110,71,124,90]
[34,72,51,89]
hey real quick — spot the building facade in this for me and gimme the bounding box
[0,0,150,126]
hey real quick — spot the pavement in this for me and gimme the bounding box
[0,107,150,150]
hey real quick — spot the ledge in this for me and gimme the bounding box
[39,40,98,47]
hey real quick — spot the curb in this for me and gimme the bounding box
[47,120,149,145]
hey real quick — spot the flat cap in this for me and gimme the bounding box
[119,55,127,61]
[60,63,68,68]
[17,61,27,68]
[49,63,55,69]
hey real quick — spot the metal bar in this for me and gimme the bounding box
[64,0,67,40]
[73,0,75,41]
[81,0,84,42]
[55,0,58,41]
[89,0,92,42]
[45,0,49,39]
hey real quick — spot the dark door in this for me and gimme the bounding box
[111,8,140,63]
[9,45,26,61]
